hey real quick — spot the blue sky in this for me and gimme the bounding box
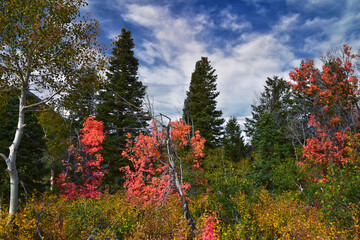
[84,0,360,124]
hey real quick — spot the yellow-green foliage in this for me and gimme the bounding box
[251,190,327,239]
[0,190,359,239]
[219,190,360,239]
[129,197,190,239]
[0,192,191,239]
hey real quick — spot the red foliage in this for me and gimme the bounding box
[57,117,106,199]
[289,44,360,177]
[200,211,220,240]
[121,119,205,206]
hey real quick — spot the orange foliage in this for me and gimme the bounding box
[121,119,205,206]
[57,117,106,199]
[289,44,360,176]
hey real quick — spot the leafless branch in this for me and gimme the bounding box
[0,153,7,162]
[23,88,63,110]
[19,180,28,203]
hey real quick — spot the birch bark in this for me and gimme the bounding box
[6,88,26,215]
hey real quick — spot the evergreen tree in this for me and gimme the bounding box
[63,68,100,129]
[245,76,297,191]
[245,76,294,140]
[183,57,224,149]
[223,116,247,162]
[96,28,147,191]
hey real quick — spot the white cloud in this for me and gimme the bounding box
[273,14,299,33]
[300,2,360,59]
[211,33,296,117]
[219,9,252,32]
[286,0,340,9]
[123,4,207,64]
[123,5,162,28]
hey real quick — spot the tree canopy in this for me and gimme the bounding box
[183,57,224,149]
[0,0,105,215]
[245,76,296,190]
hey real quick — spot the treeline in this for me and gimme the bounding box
[1,0,360,239]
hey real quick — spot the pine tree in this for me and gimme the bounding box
[96,28,147,190]
[183,57,224,149]
[245,76,294,140]
[223,116,248,162]
[245,76,296,191]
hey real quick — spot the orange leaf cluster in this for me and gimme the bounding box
[121,119,205,206]
[57,117,106,199]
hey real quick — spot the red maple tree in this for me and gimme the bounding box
[57,117,106,199]
[121,119,205,205]
[121,118,205,232]
[289,44,360,179]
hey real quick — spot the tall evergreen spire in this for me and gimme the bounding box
[183,57,224,149]
[96,28,147,190]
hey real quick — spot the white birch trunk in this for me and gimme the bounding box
[6,88,26,216]
[50,161,55,191]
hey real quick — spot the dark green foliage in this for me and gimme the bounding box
[96,28,148,191]
[245,76,297,191]
[0,92,47,197]
[63,68,100,129]
[245,76,292,138]
[183,57,224,149]
[223,116,248,162]
[249,113,293,189]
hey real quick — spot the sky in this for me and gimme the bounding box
[83,0,360,125]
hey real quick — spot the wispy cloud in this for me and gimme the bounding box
[219,9,252,32]
[273,14,299,33]
[299,1,360,62]
[286,0,342,10]
[211,33,296,116]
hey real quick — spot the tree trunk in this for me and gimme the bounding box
[50,160,55,191]
[167,138,196,234]
[173,169,196,235]
[8,163,19,216]
[6,88,26,216]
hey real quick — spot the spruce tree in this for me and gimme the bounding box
[245,76,297,191]
[96,28,147,190]
[223,116,248,162]
[245,76,292,137]
[183,57,224,149]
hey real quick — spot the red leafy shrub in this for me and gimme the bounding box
[121,119,205,206]
[57,117,106,199]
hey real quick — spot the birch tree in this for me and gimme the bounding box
[0,0,105,216]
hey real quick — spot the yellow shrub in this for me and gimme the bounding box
[0,189,358,239]
[130,196,191,239]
